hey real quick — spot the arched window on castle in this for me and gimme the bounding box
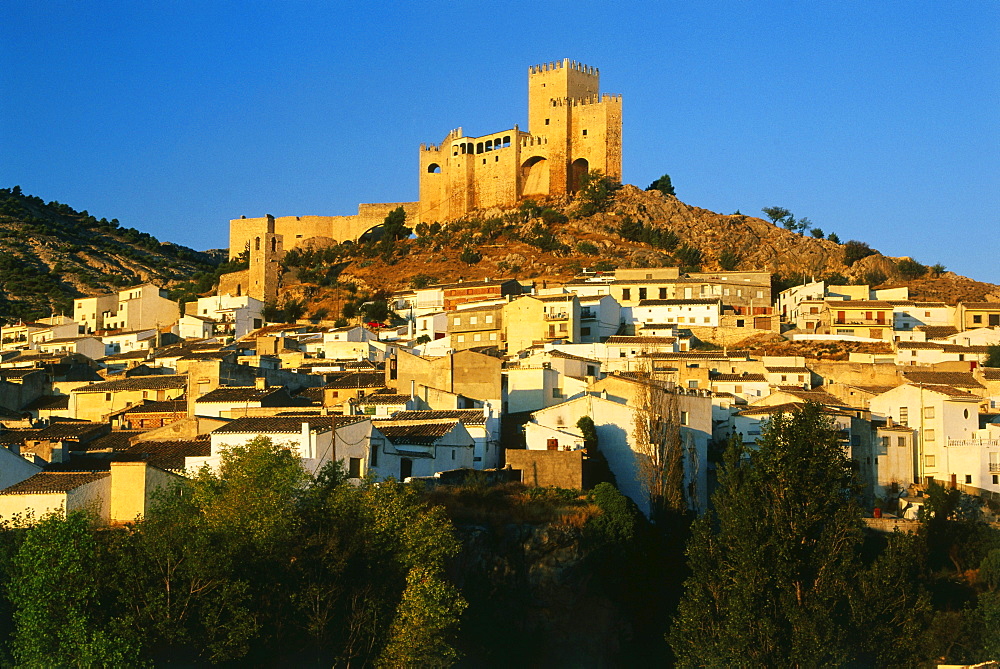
[502,136,511,148]
[255,237,260,251]
[485,140,493,151]
[271,238,277,253]
[427,163,441,173]
[476,142,484,154]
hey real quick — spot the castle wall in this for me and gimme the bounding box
[229,204,417,260]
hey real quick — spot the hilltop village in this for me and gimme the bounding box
[0,59,999,527]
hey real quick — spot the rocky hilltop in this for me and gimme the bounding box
[280,182,999,309]
[0,187,220,322]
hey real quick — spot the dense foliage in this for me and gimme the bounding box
[0,187,217,322]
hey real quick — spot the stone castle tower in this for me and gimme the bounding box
[418,59,622,223]
[247,214,283,303]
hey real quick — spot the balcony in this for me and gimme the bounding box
[990,463,1000,473]
[948,438,1000,448]
[832,319,887,326]
[544,312,569,321]
[580,310,595,320]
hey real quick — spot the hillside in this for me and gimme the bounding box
[275,181,1000,315]
[0,187,221,322]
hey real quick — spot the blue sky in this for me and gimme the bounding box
[3,2,998,281]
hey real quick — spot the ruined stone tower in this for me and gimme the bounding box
[418,58,622,223]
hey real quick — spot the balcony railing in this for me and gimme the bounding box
[948,439,1000,448]
[544,312,569,321]
[990,463,1000,473]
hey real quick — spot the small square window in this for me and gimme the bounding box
[582,129,588,136]
[965,474,972,484]
[545,119,550,125]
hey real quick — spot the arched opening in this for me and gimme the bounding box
[476,142,484,154]
[427,163,441,173]
[460,144,467,154]
[570,158,590,193]
[236,284,242,297]
[485,140,493,151]
[400,458,413,480]
[271,237,277,253]
[502,135,511,148]
[521,156,549,197]
[254,236,261,251]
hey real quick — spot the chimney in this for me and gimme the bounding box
[255,377,268,390]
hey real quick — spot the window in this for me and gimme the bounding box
[881,436,890,450]
[544,118,550,125]
[622,289,631,300]
[473,333,482,341]
[734,385,743,394]
[552,387,562,398]
[457,335,465,343]
[994,475,999,485]
[582,129,588,136]
[453,317,461,326]
[974,315,983,324]
[469,316,478,325]
[451,449,456,460]
[736,320,745,327]
[924,429,935,442]
[348,458,362,478]
[897,436,906,447]
[581,327,591,336]
[490,333,497,340]
[924,406,935,419]
[687,380,698,389]
[105,393,112,401]
[638,288,647,300]
[680,411,689,425]
[925,454,936,468]
[485,315,493,324]
[899,407,908,426]
[659,287,667,299]
[370,444,378,466]
[966,474,973,484]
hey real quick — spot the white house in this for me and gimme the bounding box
[369,420,475,481]
[391,407,501,469]
[629,299,721,329]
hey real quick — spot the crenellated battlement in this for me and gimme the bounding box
[520,135,548,148]
[549,93,621,107]
[529,58,598,76]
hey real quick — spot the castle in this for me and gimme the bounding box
[224,59,622,302]
[418,59,621,221]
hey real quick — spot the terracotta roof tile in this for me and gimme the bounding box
[901,370,984,389]
[74,375,188,393]
[212,415,366,434]
[373,420,459,445]
[1,471,108,495]
[390,409,487,425]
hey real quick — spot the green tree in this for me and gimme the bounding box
[718,249,739,271]
[985,344,1000,368]
[931,262,947,277]
[10,512,144,666]
[810,227,825,238]
[827,231,841,244]
[671,405,864,666]
[646,174,676,197]
[574,170,621,218]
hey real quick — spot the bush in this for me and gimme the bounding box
[843,240,876,266]
[576,241,599,256]
[896,258,927,279]
[574,171,620,218]
[540,209,568,225]
[646,174,676,197]
[719,250,739,271]
[459,247,482,264]
[409,274,436,289]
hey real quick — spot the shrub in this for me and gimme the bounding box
[896,258,927,279]
[576,241,599,256]
[719,249,739,271]
[459,247,482,264]
[843,240,876,266]
[646,174,676,197]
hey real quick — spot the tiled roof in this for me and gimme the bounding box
[123,399,188,414]
[0,429,40,445]
[0,472,108,495]
[325,372,385,389]
[455,303,504,312]
[545,350,600,363]
[897,341,944,350]
[533,294,576,302]
[901,370,984,389]
[605,336,678,345]
[74,375,188,393]
[835,301,894,308]
[980,369,1000,381]
[353,394,413,406]
[76,431,143,451]
[120,439,212,471]
[0,368,45,379]
[711,373,766,382]
[770,389,846,406]
[177,351,235,361]
[962,303,1000,309]
[636,299,720,306]
[738,403,854,418]
[195,387,285,403]
[434,278,516,291]
[765,367,811,374]
[390,409,488,425]
[32,422,109,441]
[102,350,151,361]
[913,302,949,308]
[373,420,459,445]
[918,384,981,399]
[212,415,364,434]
